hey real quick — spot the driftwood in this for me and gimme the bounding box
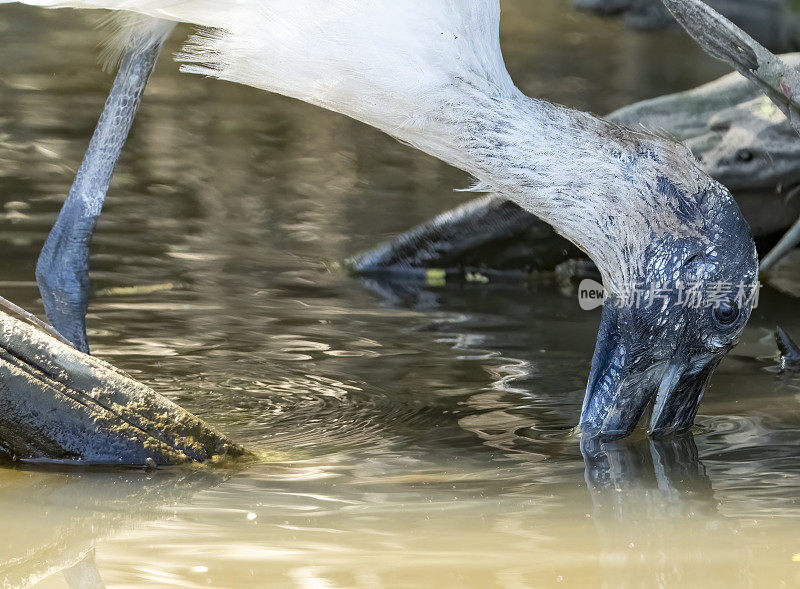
[0,308,244,465]
[661,0,800,270]
[573,0,800,52]
[348,195,582,277]
[775,326,800,371]
[663,0,800,133]
[349,57,800,277]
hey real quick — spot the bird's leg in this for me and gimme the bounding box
[36,32,169,353]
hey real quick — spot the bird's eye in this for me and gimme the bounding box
[713,301,739,326]
[736,149,754,163]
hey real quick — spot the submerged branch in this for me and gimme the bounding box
[663,0,800,134]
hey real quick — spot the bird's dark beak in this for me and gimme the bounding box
[647,353,719,436]
[579,300,719,440]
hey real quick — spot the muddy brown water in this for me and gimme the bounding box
[1,1,800,587]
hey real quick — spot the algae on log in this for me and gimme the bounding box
[349,56,800,277]
[0,310,244,465]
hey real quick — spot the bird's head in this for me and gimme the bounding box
[578,157,758,439]
[453,97,759,439]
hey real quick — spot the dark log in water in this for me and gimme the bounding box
[349,55,800,277]
[0,309,244,466]
[573,0,800,52]
[347,195,582,278]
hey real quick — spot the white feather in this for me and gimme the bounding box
[1,0,715,294]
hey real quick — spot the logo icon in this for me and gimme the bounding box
[578,279,606,311]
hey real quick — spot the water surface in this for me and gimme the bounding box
[1,2,800,587]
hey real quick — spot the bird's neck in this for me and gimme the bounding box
[390,88,707,294]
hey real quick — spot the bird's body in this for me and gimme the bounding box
[0,0,759,441]
[1,0,712,291]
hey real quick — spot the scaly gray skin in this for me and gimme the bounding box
[0,308,245,465]
[350,81,763,441]
[35,22,172,355]
[354,180,759,438]
[3,3,757,445]
[574,0,800,52]
[349,59,800,278]
[580,180,757,438]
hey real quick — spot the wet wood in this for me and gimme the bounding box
[663,0,800,133]
[350,57,800,276]
[574,0,800,52]
[0,309,245,465]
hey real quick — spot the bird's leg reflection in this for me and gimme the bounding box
[0,468,228,588]
[62,549,104,589]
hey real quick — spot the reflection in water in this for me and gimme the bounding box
[0,466,229,588]
[582,435,728,588]
[582,434,714,522]
[61,552,104,589]
[355,277,800,587]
